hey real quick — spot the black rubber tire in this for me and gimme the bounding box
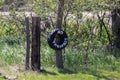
[47,28,68,50]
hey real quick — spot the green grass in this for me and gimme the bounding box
[19,72,96,80]
[1,67,120,80]
[0,43,25,66]
[0,43,120,80]
[18,68,120,80]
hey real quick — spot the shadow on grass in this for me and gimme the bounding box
[82,68,113,80]
[40,69,58,75]
[58,68,77,74]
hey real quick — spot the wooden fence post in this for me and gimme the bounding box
[31,17,41,71]
[25,17,30,70]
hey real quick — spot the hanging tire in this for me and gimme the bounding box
[47,28,68,50]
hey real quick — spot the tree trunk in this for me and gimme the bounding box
[55,0,65,69]
[112,9,120,49]
[25,17,30,70]
[31,17,41,71]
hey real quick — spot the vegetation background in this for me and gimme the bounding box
[0,0,120,80]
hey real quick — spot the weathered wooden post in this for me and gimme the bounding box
[31,17,41,71]
[112,9,120,49]
[112,9,120,57]
[25,17,30,70]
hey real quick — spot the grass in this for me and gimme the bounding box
[1,66,120,80]
[0,42,120,80]
[0,42,25,66]
[15,68,120,80]
[19,72,96,80]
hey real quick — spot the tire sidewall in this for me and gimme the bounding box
[47,28,68,50]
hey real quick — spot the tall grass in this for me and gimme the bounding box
[40,45,120,72]
[0,43,25,66]
[0,42,120,72]
[41,46,55,67]
[64,47,120,71]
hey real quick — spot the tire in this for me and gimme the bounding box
[47,28,68,50]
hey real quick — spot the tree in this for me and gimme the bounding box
[55,0,65,69]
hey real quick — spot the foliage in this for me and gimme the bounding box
[0,0,4,9]
[0,0,118,69]
[0,0,114,48]
[0,0,120,79]
[0,12,25,44]
[1,43,120,72]
[0,43,25,66]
